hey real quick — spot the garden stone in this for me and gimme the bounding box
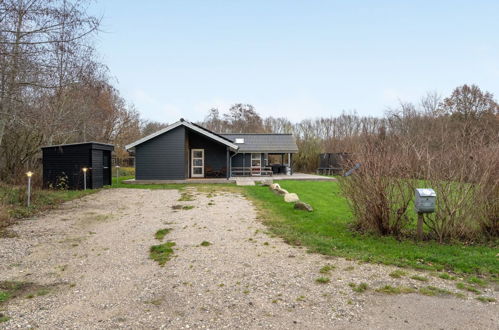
[284,193,299,203]
[294,201,313,212]
[269,183,281,190]
[274,188,289,195]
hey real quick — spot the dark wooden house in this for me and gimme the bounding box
[125,119,298,180]
[42,142,114,190]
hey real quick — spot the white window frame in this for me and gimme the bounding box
[251,153,262,176]
[191,149,204,178]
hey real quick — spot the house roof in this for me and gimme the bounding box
[221,133,298,153]
[125,119,239,150]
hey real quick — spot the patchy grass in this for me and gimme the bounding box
[349,282,369,293]
[0,280,55,304]
[0,183,97,229]
[418,286,453,296]
[315,277,330,284]
[0,314,10,323]
[456,282,481,294]
[178,192,195,201]
[149,242,175,266]
[155,228,171,241]
[243,180,499,276]
[182,205,194,210]
[375,285,416,294]
[438,273,457,280]
[466,276,487,287]
[475,296,496,303]
[200,241,211,247]
[410,275,429,282]
[319,264,335,274]
[389,270,407,278]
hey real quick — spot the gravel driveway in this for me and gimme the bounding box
[0,188,497,329]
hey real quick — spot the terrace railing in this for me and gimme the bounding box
[231,166,273,177]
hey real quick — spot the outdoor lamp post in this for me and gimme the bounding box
[82,167,88,190]
[26,171,33,207]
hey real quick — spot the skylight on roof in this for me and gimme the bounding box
[235,138,245,144]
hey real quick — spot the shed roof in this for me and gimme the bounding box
[41,142,114,150]
[221,133,298,153]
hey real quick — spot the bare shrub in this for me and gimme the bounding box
[339,132,416,236]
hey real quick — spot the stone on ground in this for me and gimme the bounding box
[269,183,281,190]
[284,193,299,203]
[294,201,313,212]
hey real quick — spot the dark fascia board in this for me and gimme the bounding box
[41,142,114,150]
[125,120,239,151]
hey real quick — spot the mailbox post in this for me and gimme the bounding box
[415,188,436,240]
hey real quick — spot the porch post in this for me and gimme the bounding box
[290,153,293,175]
[226,148,230,179]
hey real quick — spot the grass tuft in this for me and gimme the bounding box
[375,285,416,294]
[475,296,496,303]
[315,277,330,284]
[456,282,481,294]
[178,192,194,201]
[149,242,175,266]
[154,228,171,241]
[410,275,429,282]
[349,282,369,293]
[418,286,452,296]
[319,264,335,274]
[200,241,211,247]
[389,270,407,278]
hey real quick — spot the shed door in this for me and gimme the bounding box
[103,151,111,185]
[191,149,204,178]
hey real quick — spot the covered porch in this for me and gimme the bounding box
[229,152,293,177]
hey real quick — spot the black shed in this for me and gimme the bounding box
[42,142,114,190]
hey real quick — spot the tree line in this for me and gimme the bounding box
[0,0,164,183]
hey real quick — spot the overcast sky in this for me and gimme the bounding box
[90,1,499,124]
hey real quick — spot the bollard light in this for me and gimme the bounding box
[82,167,88,190]
[115,165,120,185]
[26,171,33,207]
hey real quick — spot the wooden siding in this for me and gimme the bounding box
[187,129,228,177]
[42,143,113,189]
[135,125,186,180]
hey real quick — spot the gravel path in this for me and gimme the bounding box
[0,188,497,329]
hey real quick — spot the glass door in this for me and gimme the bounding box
[251,153,261,176]
[191,149,204,178]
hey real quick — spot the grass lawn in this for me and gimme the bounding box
[244,180,499,276]
[0,184,97,229]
